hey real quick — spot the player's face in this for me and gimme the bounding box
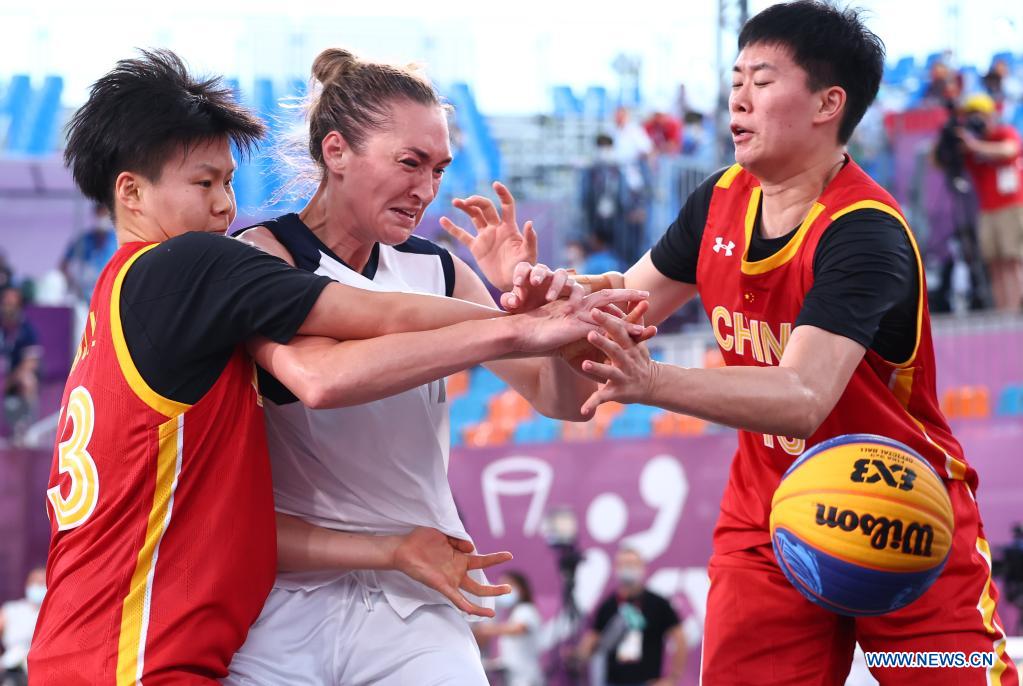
[341,101,451,245]
[729,43,824,176]
[141,137,238,239]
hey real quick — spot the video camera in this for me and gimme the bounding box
[934,99,988,181]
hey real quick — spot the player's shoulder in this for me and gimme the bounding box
[233,225,295,266]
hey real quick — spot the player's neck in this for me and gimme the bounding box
[299,183,375,272]
[757,150,847,239]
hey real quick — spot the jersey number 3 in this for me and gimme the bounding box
[47,386,100,530]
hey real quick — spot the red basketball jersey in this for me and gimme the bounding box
[696,160,975,556]
[29,242,276,685]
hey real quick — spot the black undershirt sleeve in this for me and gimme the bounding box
[796,209,918,363]
[649,167,728,284]
[119,231,332,404]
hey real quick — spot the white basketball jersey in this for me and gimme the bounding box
[250,214,486,618]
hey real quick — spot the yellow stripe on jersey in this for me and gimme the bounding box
[888,367,915,409]
[740,186,825,275]
[714,163,744,189]
[976,538,1011,685]
[110,245,192,418]
[830,200,925,368]
[116,414,185,686]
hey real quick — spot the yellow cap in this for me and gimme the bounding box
[962,93,996,114]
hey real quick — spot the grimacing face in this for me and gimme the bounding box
[335,101,452,246]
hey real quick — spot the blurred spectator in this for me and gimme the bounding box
[578,548,687,686]
[60,203,117,304]
[644,112,682,155]
[612,107,653,264]
[475,571,543,686]
[582,134,626,248]
[566,235,623,276]
[921,62,962,106]
[0,253,13,292]
[681,111,709,157]
[982,58,1010,106]
[960,94,1023,313]
[0,287,41,444]
[0,567,45,686]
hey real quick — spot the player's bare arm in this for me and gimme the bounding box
[248,287,649,409]
[581,313,865,439]
[275,514,511,618]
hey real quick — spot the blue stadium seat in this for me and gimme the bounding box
[552,85,582,116]
[605,412,653,439]
[470,367,507,396]
[2,75,32,153]
[24,76,63,154]
[446,82,502,188]
[513,416,561,444]
[582,86,608,118]
[995,384,1023,416]
[451,392,489,428]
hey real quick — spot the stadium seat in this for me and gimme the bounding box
[996,384,1023,417]
[24,76,63,154]
[605,412,653,439]
[446,370,469,400]
[561,401,625,442]
[652,411,707,436]
[2,75,32,153]
[487,389,534,430]
[470,367,507,396]
[462,420,512,447]
[450,392,488,428]
[703,347,725,368]
[513,416,561,444]
[940,385,991,419]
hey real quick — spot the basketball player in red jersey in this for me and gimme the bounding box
[457,2,1018,684]
[28,50,646,685]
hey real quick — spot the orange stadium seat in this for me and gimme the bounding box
[487,389,534,430]
[653,411,707,436]
[462,420,512,447]
[446,370,469,400]
[703,347,726,368]
[940,385,991,419]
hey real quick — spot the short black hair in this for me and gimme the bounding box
[64,49,266,211]
[738,1,884,143]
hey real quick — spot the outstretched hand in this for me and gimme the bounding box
[440,181,538,292]
[392,527,513,618]
[579,308,661,415]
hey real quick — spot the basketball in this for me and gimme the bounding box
[770,433,955,616]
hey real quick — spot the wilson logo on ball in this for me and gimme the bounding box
[849,458,917,491]
[814,504,935,557]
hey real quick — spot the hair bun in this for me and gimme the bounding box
[311,48,358,87]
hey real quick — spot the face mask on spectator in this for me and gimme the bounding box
[496,588,520,608]
[26,583,46,604]
[616,566,644,586]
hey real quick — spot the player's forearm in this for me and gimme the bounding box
[300,282,505,341]
[276,512,400,573]
[530,357,597,421]
[646,363,826,439]
[263,318,522,409]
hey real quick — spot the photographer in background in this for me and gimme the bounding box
[959,94,1023,313]
[577,548,686,686]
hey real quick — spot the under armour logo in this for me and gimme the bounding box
[713,237,735,256]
